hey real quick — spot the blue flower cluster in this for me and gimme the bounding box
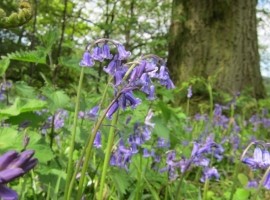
[159,135,223,181]
[79,39,174,119]
[241,141,270,189]
[109,110,155,170]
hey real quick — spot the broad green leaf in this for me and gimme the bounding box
[238,173,249,187]
[0,98,46,119]
[8,49,46,64]
[153,117,170,140]
[233,188,250,200]
[15,81,36,98]
[0,127,18,151]
[110,169,130,195]
[0,57,10,76]
[29,144,54,163]
[42,88,70,112]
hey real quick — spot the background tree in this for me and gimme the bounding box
[167,0,266,99]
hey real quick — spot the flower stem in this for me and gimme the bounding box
[98,110,119,200]
[175,174,185,199]
[202,178,210,200]
[76,95,121,200]
[63,67,84,200]
[253,165,270,200]
[229,161,241,200]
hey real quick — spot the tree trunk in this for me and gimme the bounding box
[167,0,266,98]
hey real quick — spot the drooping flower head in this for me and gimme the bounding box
[0,150,38,200]
[79,39,174,120]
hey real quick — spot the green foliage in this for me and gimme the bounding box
[7,49,47,64]
[0,98,46,119]
[0,0,33,28]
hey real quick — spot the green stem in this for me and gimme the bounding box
[66,78,112,199]
[135,153,143,200]
[253,165,270,200]
[186,98,190,116]
[63,67,84,200]
[76,95,121,200]
[175,173,185,199]
[98,110,119,200]
[202,178,210,200]
[207,84,213,119]
[229,161,241,200]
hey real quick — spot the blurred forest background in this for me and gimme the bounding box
[1,0,270,103]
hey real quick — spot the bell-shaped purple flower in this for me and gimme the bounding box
[264,172,270,190]
[247,180,258,188]
[242,147,265,170]
[86,106,99,120]
[0,150,37,200]
[93,131,102,148]
[104,55,122,75]
[106,101,119,119]
[101,43,113,59]
[92,46,104,61]
[80,51,95,67]
[200,167,220,182]
[147,85,155,100]
[263,150,270,168]
[117,44,131,60]
[143,148,151,157]
[123,92,141,109]
[0,185,18,200]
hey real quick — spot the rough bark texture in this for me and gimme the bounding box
[167,0,265,98]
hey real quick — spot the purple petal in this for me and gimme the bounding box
[0,184,18,200]
[0,151,18,171]
[80,51,95,67]
[0,168,24,183]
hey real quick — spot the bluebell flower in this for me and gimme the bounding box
[93,131,102,148]
[242,147,264,170]
[101,43,113,59]
[86,105,99,120]
[106,101,119,119]
[147,85,155,100]
[117,44,131,60]
[0,150,37,200]
[157,137,170,148]
[263,171,270,189]
[200,167,220,182]
[143,148,151,157]
[103,55,122,75]
[42,109,68,133]
[91,46,104,61]
[247,180,258,188]
[80,51,95,67]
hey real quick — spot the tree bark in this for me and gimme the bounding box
[167,0,265,98]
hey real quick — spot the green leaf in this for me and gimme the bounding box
[40,28,59,51]
[0,57,10,76]
[110,169,130,195]
[29,144,55,163]
[238,173,249,187]
[143,176,160,200]
[0,98,46,119]
[0,127,18,151]
[42,88,70,112]
[233,188,250,200]
[153,117,170,140]
[7,49,46,64]
[15,81,36,98]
